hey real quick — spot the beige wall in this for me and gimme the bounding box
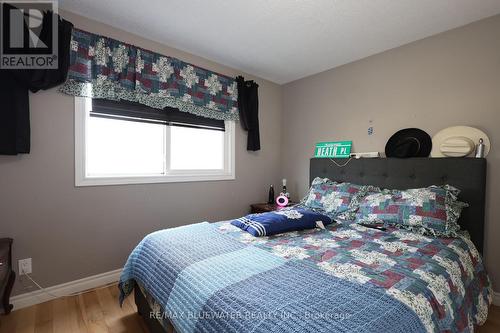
[0,11,283,295]
[282,15,500,289]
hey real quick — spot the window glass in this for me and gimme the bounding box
[86,116,165,176]
[170,126,224,170]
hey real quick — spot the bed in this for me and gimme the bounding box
[119,157,492,333]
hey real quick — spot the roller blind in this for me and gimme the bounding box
[90,98,225,131]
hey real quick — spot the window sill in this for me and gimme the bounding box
[75,173,235,187]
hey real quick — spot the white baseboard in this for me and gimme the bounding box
[9,269,500,310]
[493,290,500,306]
[11,268,122,310]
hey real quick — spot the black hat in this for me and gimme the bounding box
[385,128,432,158]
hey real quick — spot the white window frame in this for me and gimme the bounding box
[74,97,235,186]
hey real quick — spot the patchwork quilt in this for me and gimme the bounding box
[119,220,491,333]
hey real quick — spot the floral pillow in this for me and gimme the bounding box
[301,177,378,220]
[355,185,468,237]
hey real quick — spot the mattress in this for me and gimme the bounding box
[119,220,491,333]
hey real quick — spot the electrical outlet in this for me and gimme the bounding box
[18,258,32,275]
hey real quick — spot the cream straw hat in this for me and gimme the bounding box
[430,126,490,157]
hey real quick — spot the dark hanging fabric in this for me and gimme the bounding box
[236,76,260,151]
[0,72,30,154]
[0,5,73,155]
[21,14,74,93]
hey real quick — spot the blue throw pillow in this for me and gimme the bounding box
[231,208,333,237]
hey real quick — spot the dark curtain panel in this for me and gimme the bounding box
[0,73,30,154]
[0,5,73,155]
[236,76,260,151]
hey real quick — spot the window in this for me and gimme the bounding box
[75,97,235,186]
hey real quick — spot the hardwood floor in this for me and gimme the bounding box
[0,284,148,333]
[0,284,498,332]
[480,304,500,333]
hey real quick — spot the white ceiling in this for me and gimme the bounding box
[59,0,500,84]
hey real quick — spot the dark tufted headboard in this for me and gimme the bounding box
[310,157,487,253]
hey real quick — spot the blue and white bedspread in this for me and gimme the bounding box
[119,221,492,333]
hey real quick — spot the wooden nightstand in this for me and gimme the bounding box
[250,202,297,214]
[0,238,14,315]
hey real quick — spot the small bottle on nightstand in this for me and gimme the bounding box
[268,185,275,204]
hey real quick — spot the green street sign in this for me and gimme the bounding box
[314,141,352,158]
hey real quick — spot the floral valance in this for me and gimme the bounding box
[59,29,239,121]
